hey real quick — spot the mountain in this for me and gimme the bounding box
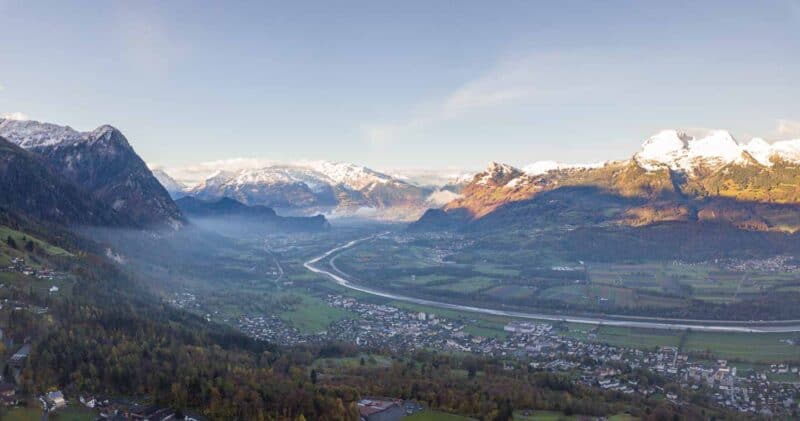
[151,168,188,199]
[413,129,800,232]
[0,118,184,228]
[176,196,329,232]
[0,136,125,226]
[187,161,432,220]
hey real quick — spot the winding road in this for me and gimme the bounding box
[305,236,800,333]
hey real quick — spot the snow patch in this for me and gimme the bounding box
[523,160,606,176]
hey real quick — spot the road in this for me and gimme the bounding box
[304,236,800,333]
[263,241,284,282]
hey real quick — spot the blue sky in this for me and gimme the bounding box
[1,0,799,173]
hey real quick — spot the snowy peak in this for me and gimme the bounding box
[686,130,741,164]
[0,118,128,150]
[0,118,84,148]
[477,162,523,186]
[634,130,692,170]
[742,137,772,165]
[634,129,764,172]
[302,160,398,190]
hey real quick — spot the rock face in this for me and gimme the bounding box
[0,119,184,229]
[414,130,800,233]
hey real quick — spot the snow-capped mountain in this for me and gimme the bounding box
[634,129,800,172]
[476,162,523,186]
[186,161,433,220]
[301,160,396,190]
[415,129,800,233]
[0,118,94,149]
[0,118,184,228]
[449,129,800,197]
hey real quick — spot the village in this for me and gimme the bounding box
[227,293,800,417]
[2,257,66,284]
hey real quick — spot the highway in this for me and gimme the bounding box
[305,236,800,333]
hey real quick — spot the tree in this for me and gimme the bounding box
[310,369,317,384]
[6,236,16,249]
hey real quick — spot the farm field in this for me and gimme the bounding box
[682,331,800,362]
[332,234,800,322]
[385,299,800,363]
[278,291,355,333]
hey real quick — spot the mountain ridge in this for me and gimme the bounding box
[176,196,330,232]
[0,118,184,229]
[414,129,800,232]
[185,161,433,220]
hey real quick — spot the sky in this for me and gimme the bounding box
[1,0,799,175]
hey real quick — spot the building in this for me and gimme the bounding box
[8,344,30,368]
[45,390,66,410]
[357,398,406,421]
[0,382,17,406]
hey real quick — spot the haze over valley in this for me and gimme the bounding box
[2,1,800,420]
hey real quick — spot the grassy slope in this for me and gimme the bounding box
[0,225,72,258]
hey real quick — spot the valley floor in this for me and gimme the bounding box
[308,234,800,333]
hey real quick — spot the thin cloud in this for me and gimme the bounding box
[1,112,29,121]
[152,157,274,186]
[775,119,800,139]
[361,51,619,146]
[112,6,185,77]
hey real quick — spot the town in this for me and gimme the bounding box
[215,293,800,417]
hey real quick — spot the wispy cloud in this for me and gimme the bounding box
[1,112,29,121]
[150,158,274,186]
[360,51,615,146]
[112,6,184,77]
[775,119,800,139]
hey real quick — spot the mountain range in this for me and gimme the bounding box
[181,161,437,220]
[7,116,800,235]
[413,129,800,233]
